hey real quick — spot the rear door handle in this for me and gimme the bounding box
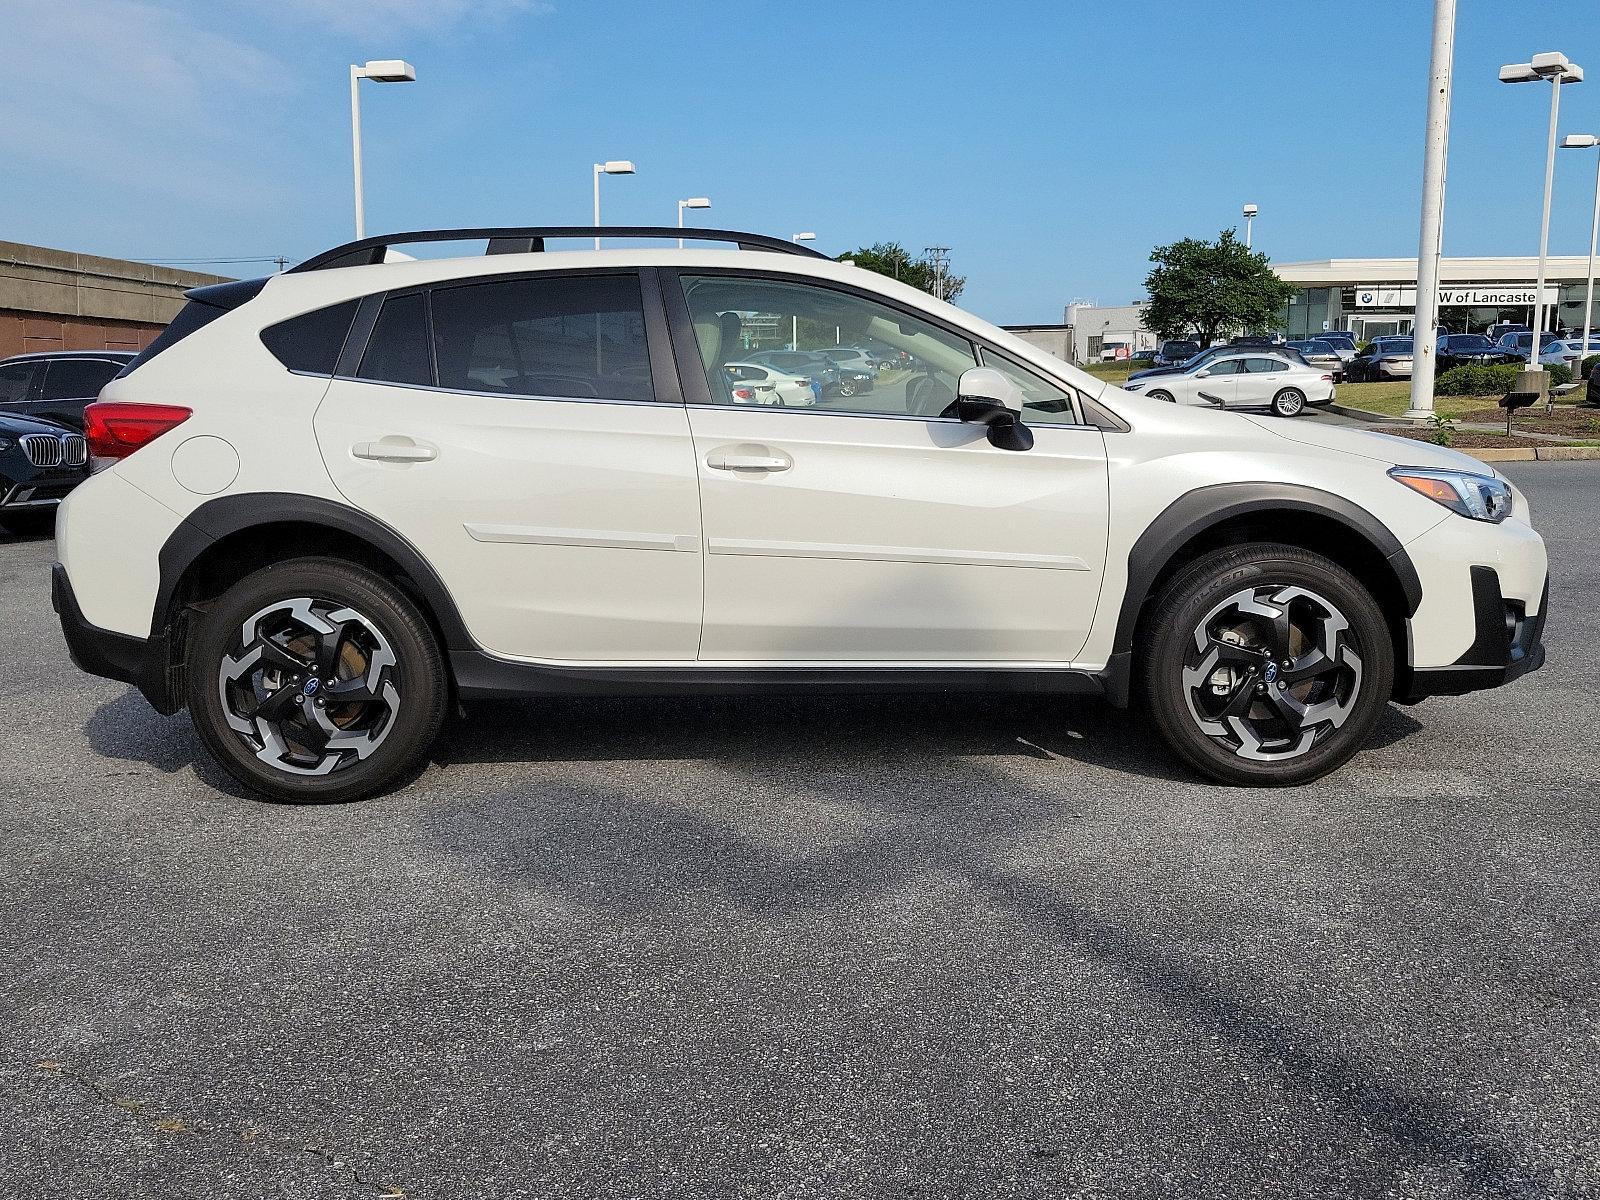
[353,437,438,463]
[705,445,793,473]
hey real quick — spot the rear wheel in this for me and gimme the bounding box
[1139,544,1393,786]
[1271,387,1306,418]
[186,558,447,803]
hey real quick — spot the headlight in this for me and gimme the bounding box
[1123,383,1145,393]
[1389,466,1514,523]
[0,437,12,452]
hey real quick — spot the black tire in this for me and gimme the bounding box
[186,557,447,804]
[0,510,55,537]
[1137,543,1394,787]
[1146,389,1176,403]
[1271,387,1306,418]
[837,383,857,397]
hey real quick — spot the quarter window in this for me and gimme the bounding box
[0,361,37,404]
[430,274,654,402]
[358,292,434,387]
[261,300,358,375]
[977,348,1080,422]
[679,274,976,415]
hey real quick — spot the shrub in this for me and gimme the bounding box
[1583,354,1600,380]
[1550,363,1574,387]
[1434,363,1522,396]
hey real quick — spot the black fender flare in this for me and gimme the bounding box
[154,492,476,650]
[1100,482,1423,705]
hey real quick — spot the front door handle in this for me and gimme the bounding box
[705,445,792,473]
[353,437,438,463]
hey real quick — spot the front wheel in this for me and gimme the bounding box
[1146,389,1176,403]
[1138,544,1394,786]
[1271,387,1306,418]
[186,558,447,803]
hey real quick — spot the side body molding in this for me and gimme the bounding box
[1100,482,1424,706]
[155,492,477,650]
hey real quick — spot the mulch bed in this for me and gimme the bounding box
[1453,404,1600,438]
[1376,428,1558,449]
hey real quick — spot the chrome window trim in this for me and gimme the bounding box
[328,375,672,410]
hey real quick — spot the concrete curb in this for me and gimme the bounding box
[1466,446,1600,463]
[1326,402,1404,423]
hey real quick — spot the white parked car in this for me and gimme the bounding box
[53,226,1548,803]
[721,361,816,406]
[1122,352,1336,417]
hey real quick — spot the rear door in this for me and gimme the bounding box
[1236,357,1291,406]
[33,358,123,428]
[314,268,704,663]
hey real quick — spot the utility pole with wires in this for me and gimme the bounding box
[923,245,951,301]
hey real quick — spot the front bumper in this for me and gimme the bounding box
[52,562,178,713]
[1400,567,1548,702]
[2,467,86,509]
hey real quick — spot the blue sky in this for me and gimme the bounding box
[4,0,1598,323]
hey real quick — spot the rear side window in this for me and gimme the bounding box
[260,300,358,375]
[0,361,38,403]
[358,293,434,387]
[429,274,654,402]
[116,277,269,379]
[41,359,122,400]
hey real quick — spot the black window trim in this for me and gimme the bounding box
[660,265,1104,431]
[332,265,677,407]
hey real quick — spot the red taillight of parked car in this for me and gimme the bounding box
[731,386,755,402]
[83,402,193,459]
[1321,374,1334,381]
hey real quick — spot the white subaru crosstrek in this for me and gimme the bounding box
[52,227,1548,803]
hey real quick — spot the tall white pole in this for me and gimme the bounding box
[1245,213,1254,249]
[1583,151,1600,369]
[350,66,366,239]
[1530,74,1563,371]
[678,201,685,249]
[1405,0,1456,420]
[593,164,602,250]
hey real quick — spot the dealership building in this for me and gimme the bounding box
[1276,254,1596,341]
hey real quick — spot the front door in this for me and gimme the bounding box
[314,270,703,663]
[1191,357,1241,407]
[671,271,1109,664]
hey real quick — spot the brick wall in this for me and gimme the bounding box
[0,310,162,358]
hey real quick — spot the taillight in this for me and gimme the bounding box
[1321,374,1334,381]
[83,402,193,459]
[731,387,755,402]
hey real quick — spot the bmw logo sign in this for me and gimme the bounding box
[1359,291,1374,305]
[1265,662,1280,684]
[302,677,321,696]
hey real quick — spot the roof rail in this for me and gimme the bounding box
[289,226,829,273]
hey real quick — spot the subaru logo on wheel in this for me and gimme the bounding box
[302,677,321,696]
[1265,662,1279,684]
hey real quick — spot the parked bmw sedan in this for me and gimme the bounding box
[1345,337,1415,382]
[1496,331,1571,369]
[1121,352,1334,417]
[1127,342,1309,383]
[1435,334,1520,371]
[0,349,134,430]
[0,410,90,535]
[1286,339,1346,380]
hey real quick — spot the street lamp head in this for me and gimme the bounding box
[599,160,636,175]
[1500,63,1540,84]
[1242,203,1258,218]
[1562,134,1600,149]
[792,232,816,242]
[1530,51,1571,75]
[359,59,415,83]
[680,197,711,209]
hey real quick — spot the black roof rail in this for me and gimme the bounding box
[288,226,829,273]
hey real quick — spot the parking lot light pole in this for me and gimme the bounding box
[349,60,416,239]
[790,233,816,349]
[592,161,636,249]
[1242,203,1258,249]
[1500,53,1584,383]
[1404,0,1455,421]
[677,197,710,249]
[1561,134,1600,371]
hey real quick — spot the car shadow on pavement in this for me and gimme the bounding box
[82,689,258,799]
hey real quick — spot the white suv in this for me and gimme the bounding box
[52,227,1549,803]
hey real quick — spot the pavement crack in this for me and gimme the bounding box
[28,1058,408,1197]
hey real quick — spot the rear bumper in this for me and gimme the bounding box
[52,562,178,713]
[1399,567,1548,702]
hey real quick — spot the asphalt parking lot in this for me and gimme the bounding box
[2,462,1597,1200]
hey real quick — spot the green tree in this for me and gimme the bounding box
[838,242,966,302]
[1142,229,1295,347]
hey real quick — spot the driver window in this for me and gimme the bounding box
[977,348,1080,423]
[679,274,977,416]
[1207,359,1244,375]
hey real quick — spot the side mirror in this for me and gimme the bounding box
[952,367,1033,451]
[1194,369,1211,378]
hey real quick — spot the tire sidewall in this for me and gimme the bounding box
[1148,389,1175,403]
[1139,546,1394,786]
[187,558,447,804]
[1273,388,1305,417]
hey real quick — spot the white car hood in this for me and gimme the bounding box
[1241,415,1493,473]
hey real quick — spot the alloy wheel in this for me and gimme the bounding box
[217,597,401,777]
[1179,584,1362,762]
